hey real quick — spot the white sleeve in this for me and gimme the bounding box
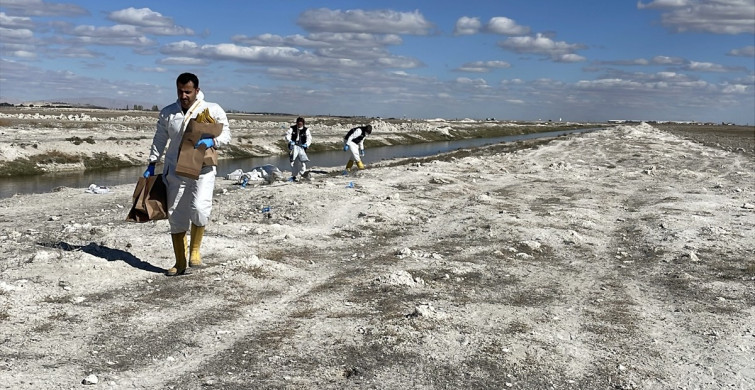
[285,128,294,143]
[148,112,170,163]
[209,103,231,148]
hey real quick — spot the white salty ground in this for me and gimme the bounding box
[0,122,753,389]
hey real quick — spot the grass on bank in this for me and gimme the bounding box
[0,150,135,177]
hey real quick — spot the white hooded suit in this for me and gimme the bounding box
[148,91,231,233]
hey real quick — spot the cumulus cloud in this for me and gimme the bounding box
[721,83,749,94]
[0,0,88,17]
[233,32,402,49]
[0,26,33,42]
[157,56,208,66]
[0,12,34,29]
[455,77,489,87]
[107,7,193,36]
[48,22,158,47]
[652,55,686,65]
[686,60,745,72]
[454,16,481,35]
[727,45,755,57]
[108,7,172,27]
[228,29,420,72]
[455,60,511,72]
[638,0,755,34]
[486,17,530,35]
[597,58,652,65]
[58,46,101,58]
[498,33,586,62]
[599,55,746,73]
[297,8,434,35]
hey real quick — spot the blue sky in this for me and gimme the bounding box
[1,0,753,123]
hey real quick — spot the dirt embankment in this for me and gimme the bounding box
[0,107,604,177]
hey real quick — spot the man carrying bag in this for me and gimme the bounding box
[140,72,231,276]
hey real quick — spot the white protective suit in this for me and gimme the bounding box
[285,124,312,179]
[344,126,369,163]
[148,91,231,233]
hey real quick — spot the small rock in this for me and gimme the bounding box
[82,374,98,385]
[742,203,755,209]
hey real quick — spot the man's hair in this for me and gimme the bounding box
[176,72,199,88]
[296,117,305,124]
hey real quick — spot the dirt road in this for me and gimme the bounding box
[0,122,753,389]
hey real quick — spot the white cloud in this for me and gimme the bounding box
[107,7,193,36]
[59,47,100,58]
[486,17,530,35]
[652,55,686,65]
[498,33,586,61]
[0,0,88,17]
[556,53,586,63]
[456,60,511,72]
[0,12,34,29]
[455,77,489,88]
[107,7,168,27]
[157,56,208,66]
[11,50,36,58]
[597,58,652,65]
[637,0,690,10]
[108,7,172,27]
[0,27,33,41]
[234,32,402,49]
[54,24,156,47]
[727,45,755,57]
[638,0,755,34]
[686,61,730,72]
[297,8,434,35]
[71,24,140,37]
[454,16,481,35]
[721,84,749,93]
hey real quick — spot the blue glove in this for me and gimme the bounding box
[343,145,349,151]
[143,164,155,178]
[302,144,308,149]
[360,149,365,157]
[195,138,214,149]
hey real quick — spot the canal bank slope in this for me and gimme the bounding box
[0,108,599,177]
[0,122,753,389]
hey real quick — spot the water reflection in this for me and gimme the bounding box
[1,128,602,198]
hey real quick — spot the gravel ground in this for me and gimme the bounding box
[0,118,753,389]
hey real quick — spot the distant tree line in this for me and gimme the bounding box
[126,105,160,111]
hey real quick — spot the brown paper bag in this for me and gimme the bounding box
[175,119,223,180]
[126,174,168,222]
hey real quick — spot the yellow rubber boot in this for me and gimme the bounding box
[189,223,205,267]
[167,232,188,276]
[345,160,354,170]
[356,161,365,170]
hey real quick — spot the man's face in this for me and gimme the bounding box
[297,120,304,128]
[176,81,199,111]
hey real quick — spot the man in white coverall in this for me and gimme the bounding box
[343,124,372,172]
[143,72,231,276]
[284,116,312,181]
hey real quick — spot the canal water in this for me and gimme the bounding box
[0,128,602,198]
